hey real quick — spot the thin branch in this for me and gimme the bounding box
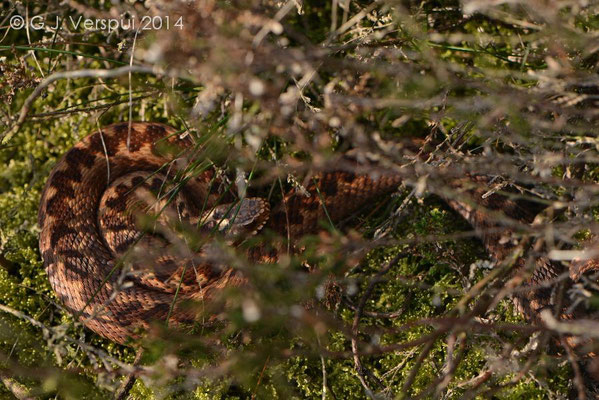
[351,253,403,398]
[1,65,160,144]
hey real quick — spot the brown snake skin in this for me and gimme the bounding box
[39,122,566,345]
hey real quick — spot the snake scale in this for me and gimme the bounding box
[38,122,567,345]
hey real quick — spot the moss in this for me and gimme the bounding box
[278,194,569,399]
[1,98,566,397]
[0,0,590,398]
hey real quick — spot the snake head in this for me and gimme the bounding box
[197,197,270,244]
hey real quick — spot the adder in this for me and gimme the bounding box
[38,122,580,345]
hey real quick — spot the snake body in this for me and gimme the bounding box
[38,122,405,343]
[39,122,564,344]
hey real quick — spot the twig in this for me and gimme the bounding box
[0,370,35,400]
[561,337,587,400]
[540,310,599,339]
[251,355,270,400]
[0,304,136,372]
[114,349,144,400]
[351,253,403,399]
[1,65,159,144]
[126,29,140,152]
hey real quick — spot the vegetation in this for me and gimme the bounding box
[1,0,599,398]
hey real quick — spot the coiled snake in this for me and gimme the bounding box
[38,122,569,345]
